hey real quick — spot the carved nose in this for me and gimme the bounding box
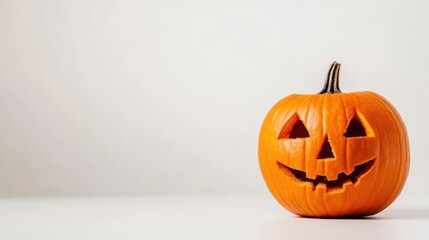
[318,137,335,159]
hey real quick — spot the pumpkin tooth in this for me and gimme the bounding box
[326,171,338,181]
[305,171,317,180]
[315,183,327,192]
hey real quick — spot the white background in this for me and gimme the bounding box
[0,0,428,198]
[0,195,428,240]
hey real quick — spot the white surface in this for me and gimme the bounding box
[1,194,428,240]
[0,0,429,197]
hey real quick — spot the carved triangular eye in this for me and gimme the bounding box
[344,118,367,137]
[278,114,310,139]
[289,120,310,138]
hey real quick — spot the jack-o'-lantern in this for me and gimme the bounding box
[258,62,409,217]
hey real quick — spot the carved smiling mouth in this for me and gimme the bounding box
[277,159,375,190]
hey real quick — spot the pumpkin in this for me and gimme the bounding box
[258,62,410,217]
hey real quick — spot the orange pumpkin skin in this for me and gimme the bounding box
[258,62,409,217]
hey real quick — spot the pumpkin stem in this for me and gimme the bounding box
[319,61,342,94]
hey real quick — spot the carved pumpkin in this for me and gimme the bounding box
[258,62,409,217]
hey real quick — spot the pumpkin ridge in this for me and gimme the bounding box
[369,93,409,212]
[302,94,318,216]
[337,95,350,216]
